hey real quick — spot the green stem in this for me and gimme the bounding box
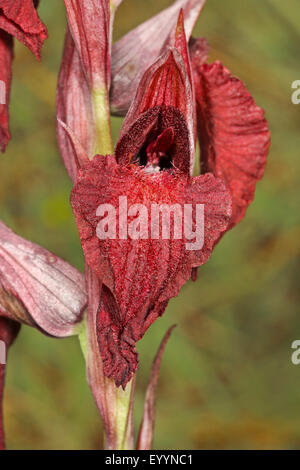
[114,379,134,450]
[92,88,114,155]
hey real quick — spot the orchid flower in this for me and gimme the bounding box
[54,0,270,450]
[0,0,48,151]
[0,0,270,451]
[70,11,232,390]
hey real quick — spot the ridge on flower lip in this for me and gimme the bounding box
[146,127,175,168]
[71,154,232,387]
[0,221,87,337]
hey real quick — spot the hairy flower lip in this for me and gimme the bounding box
[71,154,232,387]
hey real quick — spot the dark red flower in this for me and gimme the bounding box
[0,0,47,152]
[71,15,232,388]
[0,0,47,59]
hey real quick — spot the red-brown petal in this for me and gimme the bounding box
[0,0,47,59]
[192,59,270,227]
[0,221,87,337]
[71,154,231,387]
[0,30,12,153]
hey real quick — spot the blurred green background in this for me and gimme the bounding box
[0,0,300,449]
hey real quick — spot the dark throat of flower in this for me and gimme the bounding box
[138,127,175,173]
[116,105,191,175]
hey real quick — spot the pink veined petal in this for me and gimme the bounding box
[192,58,270,228]
[64,0,111,90]
[110,0,206,115]
[0,0,48,59]
[0,221,87,337]
[0,30,12,153]
[71,154,231,387]
[58,1,123,181]
[56,28,93,182]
